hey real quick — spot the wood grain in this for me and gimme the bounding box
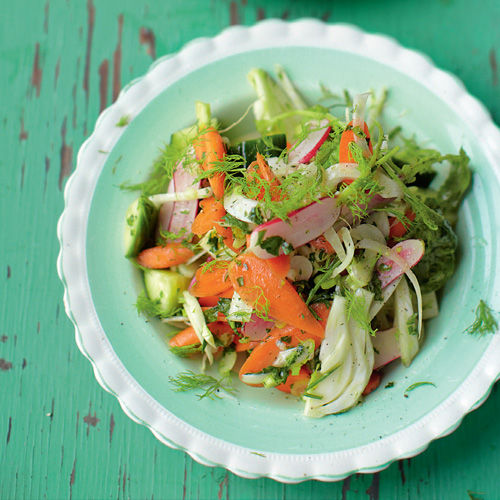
[1,0,500,498]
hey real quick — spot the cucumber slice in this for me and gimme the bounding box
[124,197,159,258]
[144,269,190,316]
[227,134,287,166]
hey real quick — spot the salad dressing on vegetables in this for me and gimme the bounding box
[123,66,471,417]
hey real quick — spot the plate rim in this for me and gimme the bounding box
[57,18,500,482]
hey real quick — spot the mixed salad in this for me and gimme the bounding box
[123,66,471,418]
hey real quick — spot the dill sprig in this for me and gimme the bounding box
[344,287,377,336]
[464,300,498,336]
[169,370,237,400]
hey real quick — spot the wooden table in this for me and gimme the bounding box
[2,1,499,498]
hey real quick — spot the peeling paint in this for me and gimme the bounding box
[109,413,115,444]
[230,1,239,25]
[44,0,50,33]
[256,7,265,20]
[98,59,109,112]
[490,48,498,86]
[281,10,290,19]
[398,459,406,485]
[54,56,61,89]
[6,417,12,445]
[69,458,76,499]
[20,161,25,189]
[0,336,7,343]
[139,27,156,59]
[366,472,380,500]
[83,404,100,436]
[22,359,27,370]
[0,359,13,371]
[321,10,331,21]
[341,475,351,500]
[59,116,73,190]
[7,265,11,279]
[19,117,28,141]
[31,43,42,97]
[113,14,124,102]
[83,0,95,100]
[217,472,229,500]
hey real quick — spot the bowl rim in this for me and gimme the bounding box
[57,18,500,482]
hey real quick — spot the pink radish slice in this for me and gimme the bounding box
[377,239,425,288]
[243,315,275,341]
[288,119,331,166]
[158,160,200,241]
[372,327,400,370]
[249,197,341,259]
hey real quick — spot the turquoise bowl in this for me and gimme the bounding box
[58,20,500,482]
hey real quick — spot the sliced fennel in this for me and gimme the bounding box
[394,276,419,366]
[304,289,375,418]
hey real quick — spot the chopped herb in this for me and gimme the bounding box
[237,277,245,287]
[385,382,395,389]
[250,451,267,458]
[203,298,231,323]
[404,381,436,397]
[221,213,252,234]
[116,115,130,127]
[463,300,498,337]
[406,313,418,336]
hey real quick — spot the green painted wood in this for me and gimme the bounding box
[1,0,499,498]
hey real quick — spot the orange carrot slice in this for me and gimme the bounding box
[197,289,234,307]
[193,128,225,199]
[239,324,317,385]
[389,210,416,239]
[191,197,237,252]
[190,261,232,297]
[137,243,194,269]
[169,321,234,349]
[246,153,283,201]
[266,254,291,279]
[339,121,373,163]
[228,253,324,339]
[276,366,311,396]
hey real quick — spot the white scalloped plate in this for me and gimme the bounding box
[57,19,500,482]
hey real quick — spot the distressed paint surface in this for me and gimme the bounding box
[1,0,500,498]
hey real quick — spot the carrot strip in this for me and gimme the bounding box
[168,326,198,348]
[310,302,331,328]
[137,243,194,269]
[339,121,373,163]
[276,366,311,396]
[190,261,232,297]
[191,197,237,252]
[168,321,234,348]
[233,337,261,352]
[266,254,291,279]
[246,153,283,201]
[191,197,226,235]
[197,289,234,307]
[239,324,318,385]
[193,128,226,199]
[389,210,416,239]
[228,253,324,339]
